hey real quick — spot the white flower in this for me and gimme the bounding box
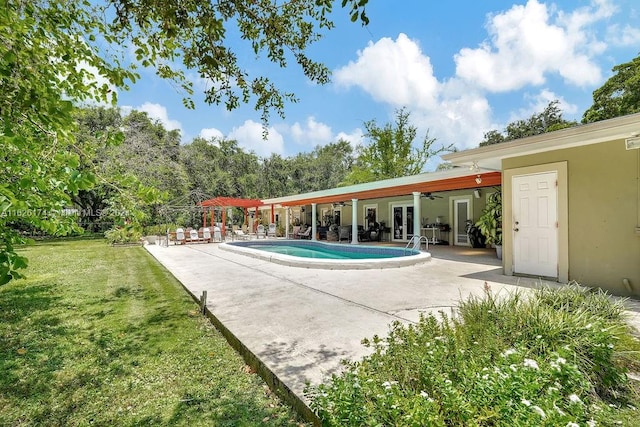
[587,420,597,427]
[531,406,546,418]
[509,364,518,372]
[536,335,542,339]
[500,348,517,357]
[420,391,429,398]
[523,358,539,370]
[556,357,566,365]
[521,398,531,406]
[482,374,489,380]
[444,379,452,385]
[584,323,593,329]
[566,423,579,427]
[568,394,583,405]
[382,381,392,390]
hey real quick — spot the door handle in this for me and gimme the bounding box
[514,228,519,232]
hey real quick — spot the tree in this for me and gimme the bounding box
[479,100,576,147]
[582,53,640,123]
[341,109,451,185]
[0,0,369,284]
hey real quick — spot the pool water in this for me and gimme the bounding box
[220,240,429,269]
[244,244,394,259]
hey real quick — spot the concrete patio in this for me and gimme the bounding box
[144,242,640,421]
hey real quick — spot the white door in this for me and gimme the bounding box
[391,204,414,241]
[453,198,471,246]
[512,172,558,278]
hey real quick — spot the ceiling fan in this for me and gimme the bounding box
[422,192,443,200]
[332,201,351,208]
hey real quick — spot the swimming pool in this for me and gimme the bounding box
[220,240,431,270]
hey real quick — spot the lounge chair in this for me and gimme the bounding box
[298,226,312,239]
[213,226,222,242]
[257,224,266,239]
[267,223,277,238]
[189,229,200,243]
[234,229,250,240]
[202,227,211,243]
[175,228,186,245]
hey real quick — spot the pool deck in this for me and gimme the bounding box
[144,241,640,421]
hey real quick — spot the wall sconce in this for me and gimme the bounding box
[473,189,481,199]
[475,174,482,184]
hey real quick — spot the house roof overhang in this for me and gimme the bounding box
[262,168,502,207]
[442,112,640,170]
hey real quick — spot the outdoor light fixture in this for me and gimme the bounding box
[625,135,640,150]
[475,175,482,184]
[473,189,481,199]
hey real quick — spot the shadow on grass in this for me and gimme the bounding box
[0,282,70,399]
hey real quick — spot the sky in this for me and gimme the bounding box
[116,0,640,170]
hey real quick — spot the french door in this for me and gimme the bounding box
[453,198,471,246]
[391,204,414,241]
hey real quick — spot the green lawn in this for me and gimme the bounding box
[0,239,308,426]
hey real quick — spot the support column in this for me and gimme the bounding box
[285,207,290,239]
[271,204,275,223]
[311,203,317,241]
[413,191,421,240]
[351,198,359,244]
[202,208,206,228]
[210,208,214,228]
[221,209,227,236]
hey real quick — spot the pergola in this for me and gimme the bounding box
[199,197,265,235]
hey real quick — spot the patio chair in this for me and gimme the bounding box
[267,223,277,238]
[338,225,350,242]
[257,224,266,239]
[175,228,186,245]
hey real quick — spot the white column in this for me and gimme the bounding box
[351,198,359,244]
[311,203,317,241]
[413,191,421,240]
[285,208,290,239]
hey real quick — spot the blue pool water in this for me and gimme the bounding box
[230,240,417,260]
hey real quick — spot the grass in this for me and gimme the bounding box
[0,239,308,426]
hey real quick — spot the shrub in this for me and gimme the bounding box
[104,226,142,245]
[307,285,635,426]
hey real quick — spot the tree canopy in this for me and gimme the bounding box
[342,109,451,185]
[478,101,576,147]
[582,53,640,123]
[0,0,369,284]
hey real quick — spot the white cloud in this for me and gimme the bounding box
[335,128,365,149]
[290,116,333,148]
[228,120,285,157]
[454,0,610,92]
[199,127,224,141]
[137,102,183,132]
[332,34,494,152]
[606,24,640,47]
[511,89,579,122]
[334,33,440,109]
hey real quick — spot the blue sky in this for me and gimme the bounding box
[116,0,640,169]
